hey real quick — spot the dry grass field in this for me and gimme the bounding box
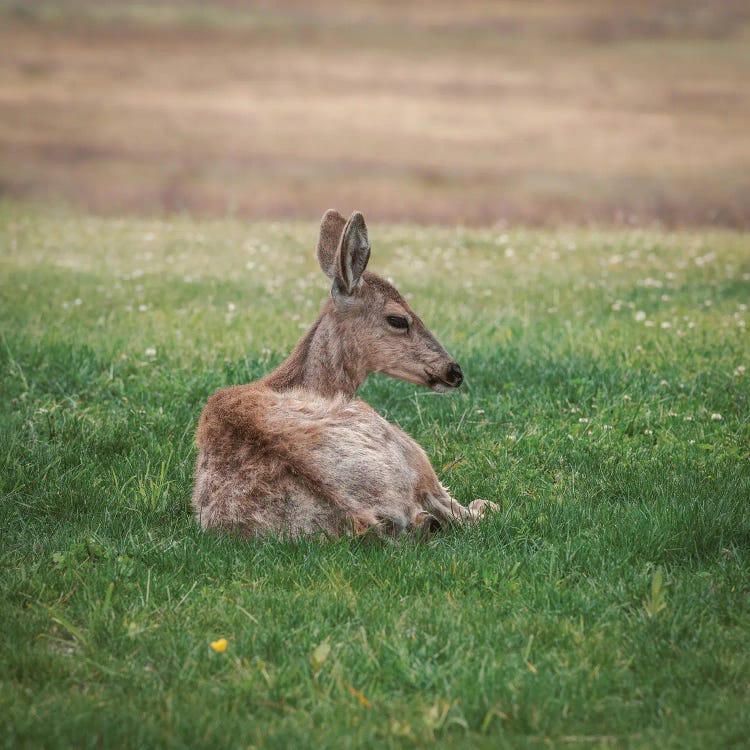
[1,0,749,226]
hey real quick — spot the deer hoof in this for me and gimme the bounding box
[468,498,499,518]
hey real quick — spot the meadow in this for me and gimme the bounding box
[1,203,748,748]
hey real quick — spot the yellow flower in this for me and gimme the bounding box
[210,638,228,653]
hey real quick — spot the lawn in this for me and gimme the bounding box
[1,203,748,748]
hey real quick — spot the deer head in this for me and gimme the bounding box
[315,209,463,393]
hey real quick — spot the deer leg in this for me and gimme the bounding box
[423,490,499,525]
[423,489,478,524]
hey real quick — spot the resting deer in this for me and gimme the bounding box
[193,210,497,538]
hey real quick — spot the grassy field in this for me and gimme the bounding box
[1,203,748,747]
[1,0,750,227]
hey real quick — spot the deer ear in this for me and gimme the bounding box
[333,211,370,298]
[317,209,347,279]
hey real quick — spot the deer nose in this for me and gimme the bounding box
[445,362,463,387]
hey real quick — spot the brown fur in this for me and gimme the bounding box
[192,209,497,538]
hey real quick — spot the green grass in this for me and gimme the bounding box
[1,203,749,749]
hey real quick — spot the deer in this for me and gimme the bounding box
[192,209,498,539]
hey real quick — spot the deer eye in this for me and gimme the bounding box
[386,315,409,330]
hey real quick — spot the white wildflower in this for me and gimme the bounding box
[693,252,716,267]
[639,278,663,288]
[635,311,646,322]
[145,347,157,358]
[711,413,723,421]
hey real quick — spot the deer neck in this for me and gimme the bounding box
[262,309,366,399]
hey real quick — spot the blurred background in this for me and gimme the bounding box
[1,0,749,227]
